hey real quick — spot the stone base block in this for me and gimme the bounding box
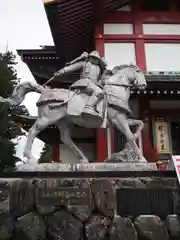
[15,162,157,172]
[0,168,179,240]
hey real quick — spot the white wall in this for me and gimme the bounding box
[60,143,95,163]
[145,43,180,72]
[143,24,180,35]
[59,127,95,163]
[104,43,136,69]
[104,23,134,34]
[116,5,131,11]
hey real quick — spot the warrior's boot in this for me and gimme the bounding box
[86,92,104,113]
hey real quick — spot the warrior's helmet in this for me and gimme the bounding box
[88,50,101,60]
[88,50,108,70]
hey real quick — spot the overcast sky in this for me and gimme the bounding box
[0,0,54,160]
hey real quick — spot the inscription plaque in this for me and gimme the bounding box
[35,179,93,219]
[36,187,91,206]
[116,188,174,217]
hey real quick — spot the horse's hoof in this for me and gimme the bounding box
[23,156,37,164]
[79,158,89,164]
[139,156,147,162]
[0,96,4,102]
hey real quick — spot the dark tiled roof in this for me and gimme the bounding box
[43,0,130,63]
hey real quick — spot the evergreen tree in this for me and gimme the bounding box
[0,51,29,170]
[39,144,52,163]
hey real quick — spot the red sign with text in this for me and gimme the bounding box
[172,156,180,183]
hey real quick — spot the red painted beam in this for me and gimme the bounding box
[104,35,180,42]
[104,12,133,23]
[104,11,180,24]
[144,35,180,40]
[141,12,180,23]
[104,39,136,43]
[144,39,180,43]
[104,34,136,40]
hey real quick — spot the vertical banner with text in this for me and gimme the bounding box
[155,121,170,154]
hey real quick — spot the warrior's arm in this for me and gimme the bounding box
[66,52,88,65]
[54,61,84,77]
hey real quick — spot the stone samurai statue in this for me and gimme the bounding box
[0,50,147,164]
[54,51,107,117]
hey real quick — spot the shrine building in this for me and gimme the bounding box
[16,0,180,168]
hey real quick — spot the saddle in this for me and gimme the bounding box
[42,89,106,126]
[67,92,105,119]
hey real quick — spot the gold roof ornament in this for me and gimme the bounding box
[43,0,56,4]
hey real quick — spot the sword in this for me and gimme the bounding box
[42,75,56,87]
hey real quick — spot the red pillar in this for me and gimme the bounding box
[93,0,110,161]
[132,2,154,161]
[52,142,60,162]
[133,2,146,72]
[96,128,108,162]
[139,98,155,162]
[111,128,115,155]
[95,27,109,161]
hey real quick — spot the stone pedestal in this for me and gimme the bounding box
[0,163,179,240]
[15,162,157,172]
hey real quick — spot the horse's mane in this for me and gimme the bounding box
[112,64,142,75]
[112,64,129,71]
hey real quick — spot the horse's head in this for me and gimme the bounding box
[112,64,147,90]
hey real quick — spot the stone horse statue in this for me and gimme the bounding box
[0,64,147,164]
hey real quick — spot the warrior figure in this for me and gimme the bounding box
[54,51,107,115]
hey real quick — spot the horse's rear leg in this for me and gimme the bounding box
[57,122,89,163]
[110,110,144,161]
[127,118,144,139]
[23,117,52,163]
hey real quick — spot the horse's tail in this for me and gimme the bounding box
[0,81,46,106]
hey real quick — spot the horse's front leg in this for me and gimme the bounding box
[23,116,53,163]
[23,121,41,163]
[127,118,144,140]
[58,122,89,163]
